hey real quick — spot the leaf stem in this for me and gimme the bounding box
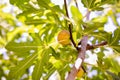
[84,9,91,21]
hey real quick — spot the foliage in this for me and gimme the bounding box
[0,0,120,80]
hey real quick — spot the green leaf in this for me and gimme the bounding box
[81,0,96,10]
[32,48,51,80]
[52,5,64,13]
[32,59,43,80]
[46,24,58,42]
[106,71,120,80]
[110,59,120,72]
[81,0,95,8]
[90,31,111,41]
[118,72,120,77]
[50,47,60,59]
[5,33,41,57]
[84,16,107,35]
[101,0,120,5]
[5,41,38,57]
[10,0,31,10]
[43,67,56,80]
[25,19,49,25]
[0,66,5,78]
[71,6,83,40]
[92,6,104,11]
[37,0,51,9]
[8,53,37,80]
[70,6,83,23]
[81,0,119,11]
[84,22,104,34]
[97,52,105,59]
[111,45,120,53]
[107,28,120,53]
[7,27,28,41]
[10,0,29,5]
[37,0,63,14]
[0,36,5,46]
[58,64,70,80]
[110,28,120,45]
[58,46,77,63]
[92,16,108,24]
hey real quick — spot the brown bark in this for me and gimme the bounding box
[66,36,88,80]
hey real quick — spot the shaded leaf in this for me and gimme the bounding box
[81,0,95,9]
[107,28,120,53]
[106,71,120,80]
[81,0,119,11]
[10,0,31,10]
[84,22,104,34]
[112,45,120,53]
[37,0,50,9]
[25,19,49,25]
[50,47,60,59]
[110,28,120,45]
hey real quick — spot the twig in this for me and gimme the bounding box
[74,0,78,8]
[66,35,88,80]
[78,41,107,51]
[64,0,78,50]
[84,9,91,21]
[86,41,107,50]
[64,0,69,17]
[69,25,78,50]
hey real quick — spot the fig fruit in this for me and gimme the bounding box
[57,30,70,45]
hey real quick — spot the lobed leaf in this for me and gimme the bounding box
[81,0,119,11]
[106,71,120,80]
[32,48,51,80]
[81,0,95,9]
[71,6,83,40]
[70,6,83,23]
[8,52,38,80]
[107,28,120,53]
[5,33,41,57]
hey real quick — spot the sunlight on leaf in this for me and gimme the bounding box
[8,52,38,80]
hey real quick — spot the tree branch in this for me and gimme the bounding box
[64,1,108,80]
[86,41,107,50]
[69,25,78,50]
[66,35,88,80]
[74,0,78,9]
[78,41,107,51]
[64,0,78,50]
[64,0,69,17]
[84,9,91,21]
